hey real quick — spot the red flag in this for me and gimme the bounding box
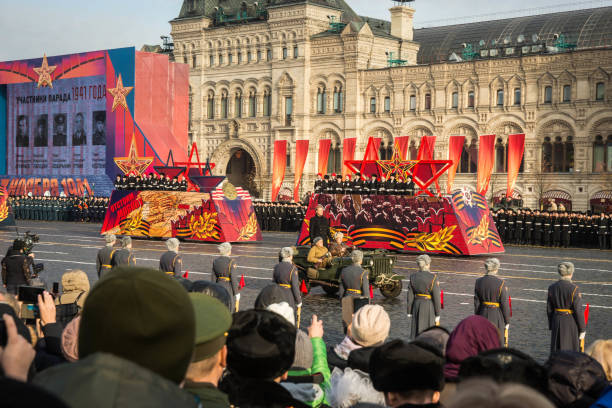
[477,134,496,194]
[318,139,331,176]
[446,135,466,193]
[300,280,308,294]
[271,140,287,201]
[239,274,245,289]
[182,270,189,279]
[417,136,436,160]
[369,284,374,299]
[584,303,590,326]
[342,138,357,179]
[293,140,309,202]
[395,136,410,160]
[364,137,382,160]
[441,290,444,309]
[507,134,525,198]
[509,296,513,317]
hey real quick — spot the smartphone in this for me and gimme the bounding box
[17,286,45,303]
[52,282,59,294]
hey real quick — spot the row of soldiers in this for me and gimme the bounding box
[491,208,612,250]
[315,173,416,196]
[8,195,108,223]
[114,173,188,191]
[253,201,306,232]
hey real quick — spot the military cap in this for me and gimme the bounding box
[226,309,296,380]
[370,339,445,392]
[54,115,65,124]
[94,112,105,123]
[190,280,234,312]
[189,293,231,362]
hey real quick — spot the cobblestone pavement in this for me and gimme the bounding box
[2,221,611,362]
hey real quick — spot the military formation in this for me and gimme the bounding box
[315,173,416,195]
[114,173,188,191]
[491,208,612,250]
[253,201,306,232]
[8,195,108,222]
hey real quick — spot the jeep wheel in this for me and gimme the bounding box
[322,285,339,296]
[379,280,402,298]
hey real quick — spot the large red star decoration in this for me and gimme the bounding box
[114,134,154,176]
[376,142,417,180]
[33,54,57,88]
[174,142,223,192]
[108,74,134,112]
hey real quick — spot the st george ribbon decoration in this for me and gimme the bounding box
[318,139,331,176]
[271,140,287,201]
[506,133,525,198]
[293,140,309,202]
[477,135,496,195]
[446,135,466,194]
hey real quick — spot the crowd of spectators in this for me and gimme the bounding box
[1,261,610,408]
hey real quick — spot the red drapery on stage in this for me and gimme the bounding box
[364,137,382,160]
[477,135,496,195]
[417,136,436,160]
[317,139,331,176]
[395,136,410,160]
[507,133,525,198]
[446,135,466,194]
[342,138,356,179]
[293,140,309,202]
[271,140,287,201]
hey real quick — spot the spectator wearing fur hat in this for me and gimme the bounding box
[96,234,116,278]
[159,238,182,277]
[369,339,445,407]
[446,379,554,408]
[586,339,612,381]
[54,269,89,327]
[546,262,586,353]
[219,309,308,408]
[34,267,198,408]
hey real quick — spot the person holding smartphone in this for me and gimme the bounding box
[1,240,34,294]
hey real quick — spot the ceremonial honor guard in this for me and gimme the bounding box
[272,247,302,312]
[497,209,507,242]
[159,238,182,277]
[598,213,609,250]
[406,254,441,339]
[524,210,534,245]
[309,204,330,247]
[552,213,562,247]
[110,237,136,269]
[338,250,369,331]
[543,212,552,247]
[533,210,543,245]
[515,209,524,244]
[506,210,516,243]
[561,212,572,248]
[212,242,240,310]
[96,234,116,278]
[547,262,586,352]
[474,258,510,345]
[314,173,324,194]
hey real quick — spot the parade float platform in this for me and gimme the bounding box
[297,190,504,256]
[101,182,262,243]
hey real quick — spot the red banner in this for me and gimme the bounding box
[506,133,525,198]
[271,140,287,201]
[446,135,466,194]
[342,138,356,179]
[395,136,410,160]
[293,140,309,202]
[364,137,382,160]
[417,136,436,160]
[477,135,496,195]
[318,139,331,176]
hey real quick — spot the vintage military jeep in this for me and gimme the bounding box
[291,246,403,298]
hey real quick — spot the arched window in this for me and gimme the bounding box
[192,55,197,68]
[467,91,475,108]
[221,92,228,119]
[267,49,272,61]
[282,47,288,59]
[370,97,376,113]
[248,91,256,117]
[333,85,343,113]
[257,50,262,61]
[228,53,233,64]
[209,55,214,66]
[247,51,252,62]
[317,87,326,114]
[263,90,271,116]
[293,45,299,58]
[459,138,478,173]
[409,95,416,111]
[496,89,504,106]
[409,140,418,160]
[286,143,292,169]
[379,136,394,160]
[424,93,431,110]
[451,92,458,108]
[219,54,224,65]
[542,137,552,172]
[237,52,242,63]
[234,91,242,118]
[514,88,521,105]
[593,135,612,172]
[207,91,214,119]
[384,96,391,113]
[495,137,506,172]
[543,136,574,173]
[327,140,342,174]
[596,82,605,101]
[544,86,552,104]
[563,85,571,102]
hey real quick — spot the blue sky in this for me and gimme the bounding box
[1,0,610,61]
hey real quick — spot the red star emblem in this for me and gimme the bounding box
[114,134,153,176]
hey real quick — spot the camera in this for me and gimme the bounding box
[14,231,44,274]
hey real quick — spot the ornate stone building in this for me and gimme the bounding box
[170,1,612,211]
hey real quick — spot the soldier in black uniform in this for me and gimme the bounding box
[272,247,301,311]
[309,204,330,247]
[524,209,534,245]
[515,209,524,244]
[547,262,586,352]
[212,242,241,309]
[533,210,543,246]
[561,212,572,248]
[598,213,610,250]
[334,174,343,195]
[406,254,441,339]
[474,258,511,345]
[110,236,136,269]
[338,250,369,331]
[506,210,516,244]
[96,234,116,278]
[552,212,562,247]
[159,238,182,277]
[543,212,552,247]
[314,173,324,194]
[496,209,507,242]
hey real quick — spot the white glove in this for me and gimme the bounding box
[579,332,586,340]
[505,324,510,330]
[434,316,440,324]
[297,303,302,308]
[235,293,241,301]
[407,314,412,318]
